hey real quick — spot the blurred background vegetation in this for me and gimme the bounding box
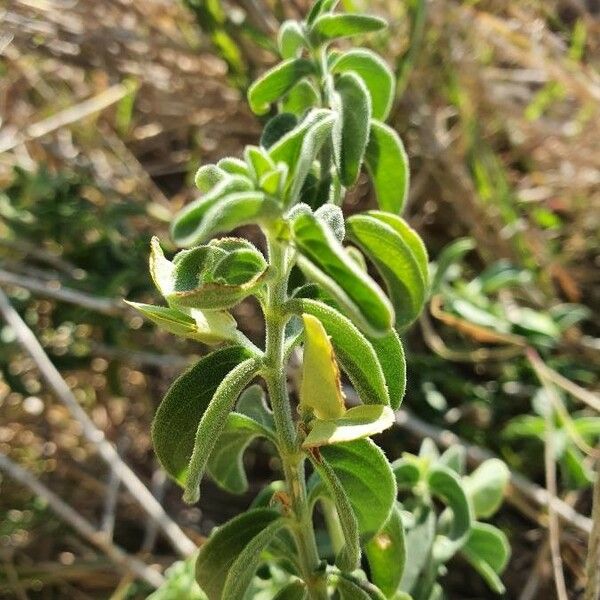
[0,0,599,597]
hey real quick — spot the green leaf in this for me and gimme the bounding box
[206,386,276,494]
[147,556,205,600]
[336,577,372,600]
[151,346,252,486]
[195,164,227,193]
[171,176,253,247]
[315,204,345,241]
[346,212,427,330]
[367,328,406,409]
[399,503,435,593]
[430,238,475,294]
[427,465,474,562]
[217,157,251,178]
[560,445,594,489]
[464,459,510,519]
[184,356,261,503]
[270,109,335,204]
[273,581,308,600]
[333,72,371,186]
[310,452,361,571]
[261,113,298,149]
[461,523,510,594]
[319,439,396,540]
[300,313,346,420]
[182,191,281,244]
[125,301,238,345]
[365,504,406,598]
[292,211,394,335]
[287,297,389,407]
[244,145,275,181]
[195,508,281,599]
[167,239,269,310]
[282,79,321,117]
[438,445,466,475]
[278,21,306,59]
[364,121,409,215]
[221,517,286,599]
[330,49,394,121]
[306,0,339,24]
[303,405,395,448]
[310,14,386,43]
[392,458,421,490]
[248,58,316,115]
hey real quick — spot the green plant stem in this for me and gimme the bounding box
[263,235,328,600]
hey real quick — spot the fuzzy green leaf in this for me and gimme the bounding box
[346,212,427,329]
[367,328,406,409]
[330,49,394,121]
[287,297,389,407]
[248,58,316,115]
[310,14,386,43]
[430,238,475,294]
[392,458,421,490]
[278,20,306,59]
[303,405,395,448]
[244,145,275,181]
[273,581,308,600]
[364,121,409,214]
[270,109,335,204]
[261,113,298,149]
[221,517,286,599]
[184,356,261,503]
[319,439,396,540]
[151,346,253,486]
[300,313,346,420]
[461,523,510,594]
[439,445,467,475]
[195,508,281,599]
[167,239,269,310]
[183,192,281,244]
[206,386,276,494]
[282,79,321,117]
[310,452,361,571]
[365,504,406,598]
[427,465,474,562]
[306,0,339,24]
[125,301,237,345]
[336,577,372,600]
[217,157,251,178]
[315,204,345,241]
[333,72,371,186]
[195,164,227,193]
[464,459,510,519]
[171,176,253,247]
[292,211,394,335]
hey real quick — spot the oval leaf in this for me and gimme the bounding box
[288,297,389,407]
[248,58,316,115]
[310,14,386,43]
[346,212,427,329]
[330,49,394,121]
[184,356,261,503]
[300,313,345,420]
[195,508,280,599]
[427,465,474,562]
[303,405,395,448]
[365,504,406,599]
[292,211,394,335]
[464,458,510,519]
[333,71,371,186]
[364,120,409,215]
[319,439,396,540]
[278,20,306,59]
[222,517,286,599]
[151,346,253,485]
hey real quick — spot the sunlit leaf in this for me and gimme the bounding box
[310,14,386,44]
[464,459,510,519]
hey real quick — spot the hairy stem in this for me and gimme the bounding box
[263,236,328,599]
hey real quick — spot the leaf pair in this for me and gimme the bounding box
[151,236,269,310]
[151,346,262,504]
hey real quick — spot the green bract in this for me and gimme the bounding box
[132,2,510,599]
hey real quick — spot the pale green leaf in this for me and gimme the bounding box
[330,49,394,121]
[278,21,306,59]
[310,14,386,44]
[464,459,510,519]
[303,405,395,448]
[364,120,409,214]
[248,58,316,115]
